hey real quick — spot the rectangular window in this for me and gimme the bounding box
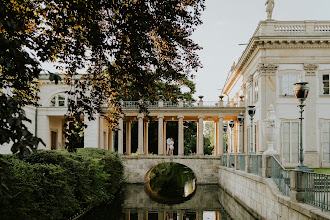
[282,122,299,164]
[282,74,299,96]
[323,74,329,95]
[321,121,330,163]
[254,81,259,102]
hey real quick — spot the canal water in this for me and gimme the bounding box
[83,163,257,220]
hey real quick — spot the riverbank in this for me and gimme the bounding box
[0,148,124,220]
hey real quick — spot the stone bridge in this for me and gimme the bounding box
[121,155,220,184]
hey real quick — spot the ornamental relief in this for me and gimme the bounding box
[303,63,319,75]
[257,63,279,76]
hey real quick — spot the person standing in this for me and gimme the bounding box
[166,137,171,155]
[169,138,174,156]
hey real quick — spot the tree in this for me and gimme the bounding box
[0,0,205,154]
[204,122,215,155]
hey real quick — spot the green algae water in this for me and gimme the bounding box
[82,163,257,220]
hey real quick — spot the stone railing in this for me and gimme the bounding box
[120,99,245,108]
[254,20,330,36]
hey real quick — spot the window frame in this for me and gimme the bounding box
[280,73,300,97]
[318,70,330,96]
[50,93,68,107]
[281,120,300,165]
[321,120,330,166]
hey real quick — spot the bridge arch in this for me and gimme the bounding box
[122,156,219,184]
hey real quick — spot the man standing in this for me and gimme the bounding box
[265,0,275,20]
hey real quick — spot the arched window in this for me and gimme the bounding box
[50,93,68,107]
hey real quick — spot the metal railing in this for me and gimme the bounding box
[270,156,290,197]
[239,155,246,171]
[304,172,330,211]
[230,155,235,168]
[251,155,262,176]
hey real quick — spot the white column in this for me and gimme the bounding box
[144,121,148,155]
[138,114,144,155]
[219,117,224,154]
[198,116,204,155]
[158,116,164,155]
[163,121,167,154]
[126,120,131,155]
[239,121,243,153]
[118,116,124,154]
[108,128,114,151]
[214,120,219,155]
[84,115,99,148]
[178,115,184,156]
[99,116,104,149]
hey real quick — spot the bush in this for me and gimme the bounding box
[0,148,124,220]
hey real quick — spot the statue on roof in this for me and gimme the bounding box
[265,0,275,20]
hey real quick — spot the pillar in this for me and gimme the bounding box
[219,116,224,154]
[126,120,131,155]
[99,116,104,149]
[239,120,243,153]
[144,121,149,155]
[214,120,219,155]
[198,116,204,155]
[118,116,124,154]
[178,115,184,156]
[158,116,164,155]
[84,114,99,148]
[108,128,114,151]
[163,121,167,154]
[138,114,144,155]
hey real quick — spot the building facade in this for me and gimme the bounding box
[223,20,330,168]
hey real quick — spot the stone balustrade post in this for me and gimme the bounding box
[245,155,252,173]
[198,96,204,107]
[235,155,239,170]
[158,95,164,107]
[290,170,309,202]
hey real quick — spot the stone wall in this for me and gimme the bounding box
[219,166,330,220]
[122,156,219,184]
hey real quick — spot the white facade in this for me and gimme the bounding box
[223,20,330,168]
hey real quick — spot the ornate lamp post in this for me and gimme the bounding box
[237,112,244,154]
[229,119,235,154]
[223,124,228,153]
[248,105,256,154]
[293,81,310,171]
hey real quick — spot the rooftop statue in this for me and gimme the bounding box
[265,0,275,20]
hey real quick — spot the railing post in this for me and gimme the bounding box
[246,155,252,173]
[290,170,307,202]
[158,95,164,107]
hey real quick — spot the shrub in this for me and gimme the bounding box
[0,148,124,220]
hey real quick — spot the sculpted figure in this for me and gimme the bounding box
[265,0,275,20]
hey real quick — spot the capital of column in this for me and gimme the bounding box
[218,115,225,120]
[137,113,144,119]
[157,115,164,119]
[177,115,184,119]
[198,116,204,119]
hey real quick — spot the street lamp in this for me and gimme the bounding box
[223,124,228,153]
[293,81,310,171]
[237,112,244,154]
[229,119,235,154]
[248,105,256,154]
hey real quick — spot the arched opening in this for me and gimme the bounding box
[144,162,196,204]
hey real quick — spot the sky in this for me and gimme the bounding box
[191,0,330,101]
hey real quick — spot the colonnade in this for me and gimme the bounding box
[105,113,245,156]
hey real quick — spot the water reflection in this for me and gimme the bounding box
[145,162,196,204]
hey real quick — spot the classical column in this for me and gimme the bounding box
[99,116,104,149]
[137,114,144,155]
[118,116,124,154]
[163,121,167,154]
[178,115,184,156]
[126,120,131,155]
[198,116,204,155]
[144,121,149,155]
[218,116,224,154]
[158,116,164,155]
[108,128,114,151]
[214,120,219,155]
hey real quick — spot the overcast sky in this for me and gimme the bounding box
[191,0,330,101]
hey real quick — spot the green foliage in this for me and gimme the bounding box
[0,95,45,157]
[1,0,205,154]
[204,122,215,155]
[0,148,124,220]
